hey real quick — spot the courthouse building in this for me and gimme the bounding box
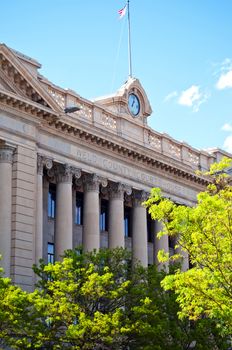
[0,43,229,290]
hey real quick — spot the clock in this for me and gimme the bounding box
[128,93,140,116]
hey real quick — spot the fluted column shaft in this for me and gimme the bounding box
[154,221,169,271]
[132,191,148,267]
[0,145,14,277]
[55,165,73,259]
[108,183,125,249]
[83,174,100,251]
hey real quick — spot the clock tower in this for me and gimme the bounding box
[93,77,152,126]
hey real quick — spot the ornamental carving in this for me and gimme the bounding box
[188,150,200,165]
[108,182,125,200]
[108,182,132,200]
[169,142,181,159]
[132,190,149,207]
[58,164,73,183]
[101,113,117,130]
[47,87,65,108]
[83,173,100,192]
[37,154,53,175]
[148,132,161,150]
[75,102,92,120]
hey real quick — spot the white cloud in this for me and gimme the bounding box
[223,135,232,153]
[216,70,232,90]
[163,91,178,102]
[178,85,209,112]
[221,123,232,132]
[214,58,232,90]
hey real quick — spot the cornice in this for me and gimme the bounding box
[0,89,59,123]
[0,86,208,188]
[43,117,208,187]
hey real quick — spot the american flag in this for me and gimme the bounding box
[118,4,127,19]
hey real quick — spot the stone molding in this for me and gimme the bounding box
[132,190,149,207]
[0,145,14,164]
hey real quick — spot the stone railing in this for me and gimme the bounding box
[45,83,217,171]
[145,130,214,171]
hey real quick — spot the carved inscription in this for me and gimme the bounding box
[76,149,197,200]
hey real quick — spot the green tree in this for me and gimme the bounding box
[145,158,232,337]
[0,249,229,349]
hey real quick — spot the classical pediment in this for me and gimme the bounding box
[0,44,61,112]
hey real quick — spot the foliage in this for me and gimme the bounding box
[144,157,232,337]
[0,249,229,349]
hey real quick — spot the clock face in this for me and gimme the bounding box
[128,93,140,116]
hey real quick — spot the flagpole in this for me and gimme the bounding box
[127,0,132,78]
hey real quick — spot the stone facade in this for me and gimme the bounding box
[0,43,231,290]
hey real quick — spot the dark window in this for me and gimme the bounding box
[75,192,83,225]
[169,236,176,250]
[147,212,153,243]
[48,184,56,218]
[100,199,108,231]
[48,242,55,264]
[169,236,176,257]
[124,207,132,237]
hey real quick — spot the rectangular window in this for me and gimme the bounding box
[48,184,56,218]
[75,192,83,225]
[100,199,108,231]
[124,206,131,237]
[48,242,55,264]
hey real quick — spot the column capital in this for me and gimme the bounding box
[83,173,100,192]
[132,190,149,207]
[0,145,14,164]
[109,182,132,200]
[56,164,73,183]
[37,154,53,175]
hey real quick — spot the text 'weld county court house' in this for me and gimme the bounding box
[0,43,231,291]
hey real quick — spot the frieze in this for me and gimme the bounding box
[76,148,198,201]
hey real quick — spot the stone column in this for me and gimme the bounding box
[108,183,125,249]
[132,190,148,267]
[0,145,14,277]
[83,174,101,252]
[55,164,73,259]
[36,155,53,264]
[154,221,169,271]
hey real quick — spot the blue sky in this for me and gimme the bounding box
[1,0,232,152]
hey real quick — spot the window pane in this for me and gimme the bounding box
[48,184,56,218]
[75,192,83,225]
[100,200,108,231]
[48,243,55,264]
[124,207,131,237]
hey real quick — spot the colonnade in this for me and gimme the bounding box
[36,155,171,267]
[0,150,175,277]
